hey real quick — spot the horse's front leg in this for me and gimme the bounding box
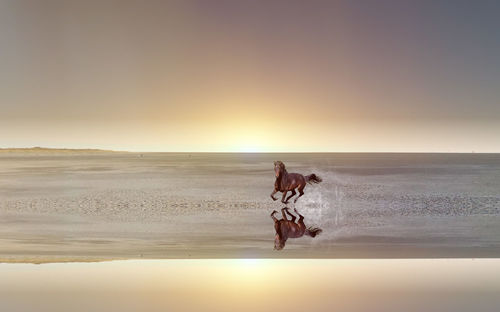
[270,188,278,201]
[270,210,279,222]
[281,191,288,204]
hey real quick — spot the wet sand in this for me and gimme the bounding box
[1,259,500,312]
[1,152,500,262]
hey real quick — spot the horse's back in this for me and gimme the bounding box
[281,221,304,238]
[287,172,306,188]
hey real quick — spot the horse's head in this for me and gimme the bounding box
[274,234,286,250]
[274,161,285,178]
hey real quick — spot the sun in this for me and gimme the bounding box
[224,124,273,152]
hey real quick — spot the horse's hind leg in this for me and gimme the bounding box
[281,191,288,204]
[284,207,296,222]
[281,208,289,221]
[294,208,304,223]
[285,189,296,203]
[294,184,305,203]
[294,208,306,235]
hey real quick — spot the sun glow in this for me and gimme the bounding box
[3,259,500,312]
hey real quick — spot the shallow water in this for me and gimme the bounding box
[1,153,500,260]
[1,259,499,312]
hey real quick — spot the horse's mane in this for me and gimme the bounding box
[274,160,288,179]
[274,161,287,187]
[274,161,286,172]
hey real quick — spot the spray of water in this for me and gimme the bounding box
[294,170,346,239]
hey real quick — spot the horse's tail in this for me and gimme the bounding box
[305,227,322,238]
[305,173,322,184]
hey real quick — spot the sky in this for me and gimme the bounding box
[3,259,500,312]
[1,0,499,152]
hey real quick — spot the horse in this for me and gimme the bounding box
[271,207,322,250]
[270,161,322,204]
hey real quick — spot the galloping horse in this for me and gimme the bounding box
[270,161,322,204]
[271,207,322,250]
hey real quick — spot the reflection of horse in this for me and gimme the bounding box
[270,161,322,204]
[271,207,322,250]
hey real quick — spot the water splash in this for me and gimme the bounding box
[295,170,345,233]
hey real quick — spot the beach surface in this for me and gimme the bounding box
[1,152,500,262]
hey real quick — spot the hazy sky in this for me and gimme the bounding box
[1,0,499,152]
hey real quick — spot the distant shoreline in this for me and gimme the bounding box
[0,147,124,154]
[0,147,498,154]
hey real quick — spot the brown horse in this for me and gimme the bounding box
[271,207,322,250]
[270,161,322,204]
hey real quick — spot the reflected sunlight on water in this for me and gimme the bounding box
[1,259,499,312]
